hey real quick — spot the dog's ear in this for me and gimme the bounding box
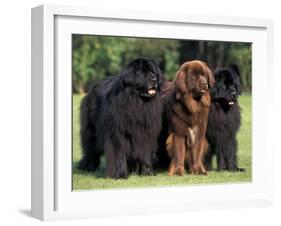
[161,80,175,98]
[175,65,188,100]
[229,64,242,95]
[229,64,240,77]
[120,70,135,87]
[153,60,164,88]
[237,83,242,95]
[203,63,215,88]
[236,76,242,95]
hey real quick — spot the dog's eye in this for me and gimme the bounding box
[191,74,196,80]
[219,81,224,85]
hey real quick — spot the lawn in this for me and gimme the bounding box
[72,94,252,190]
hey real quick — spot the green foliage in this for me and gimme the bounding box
[72,35,127,93]
[164,50,180,80]
[72,35,179,93]
[227,43,252,92]
[72,35,252,93]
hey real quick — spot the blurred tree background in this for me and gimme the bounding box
[72,35,252,94]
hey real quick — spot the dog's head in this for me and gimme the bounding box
[211,65,241,106]
[120,57,164,98]
[175,60,215,100]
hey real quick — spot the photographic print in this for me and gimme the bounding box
[72,35,252,190]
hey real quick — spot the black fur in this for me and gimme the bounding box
[205,65,245,171]
[78,58,164,179]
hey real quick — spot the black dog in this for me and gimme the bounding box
[205,65,245,171]
[78,58,164,179]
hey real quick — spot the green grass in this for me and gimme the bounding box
[72,94,252,190]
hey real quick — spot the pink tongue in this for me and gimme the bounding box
[148,89,156,95]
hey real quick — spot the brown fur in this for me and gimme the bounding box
[166,60,214,176]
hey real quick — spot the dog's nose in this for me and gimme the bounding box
[231,91,237,98]
[200,79,207,87]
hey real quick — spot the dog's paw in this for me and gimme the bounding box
[107,170,128,179]
[237,168,246,172]
[77,158,98,172]
[175,166,185,176]
[169,166,185,176]
[232,167,245,172]
[140,166,154,176]
[191,163,207,175]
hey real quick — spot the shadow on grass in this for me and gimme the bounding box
[72,160,169,179]
[72,161,106,178]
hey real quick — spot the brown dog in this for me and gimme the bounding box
[166,60,215,176]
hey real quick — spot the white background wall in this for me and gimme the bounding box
[0,0,280,225]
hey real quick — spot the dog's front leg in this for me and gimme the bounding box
[105,138,129,179]
[168,134,186,176]
[191,137,207,175]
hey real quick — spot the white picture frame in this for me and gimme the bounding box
[31,4,274,221]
